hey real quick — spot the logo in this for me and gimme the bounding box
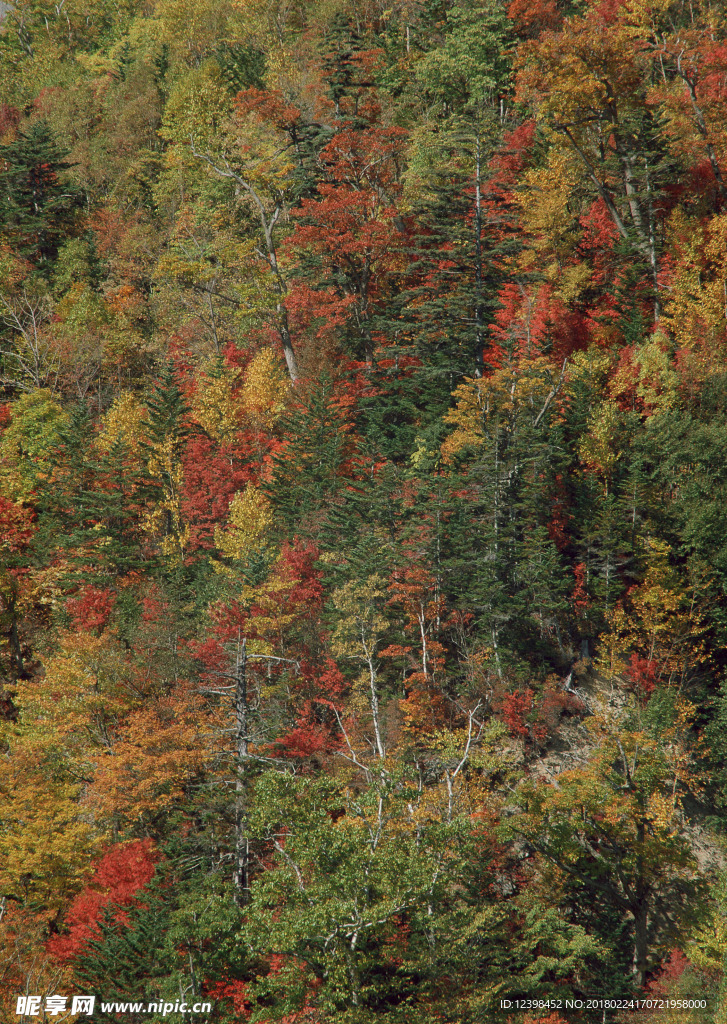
[15,995,95,1016]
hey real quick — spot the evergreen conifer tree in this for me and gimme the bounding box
[0,120,81,275]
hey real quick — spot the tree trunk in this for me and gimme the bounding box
[632,898,649,990]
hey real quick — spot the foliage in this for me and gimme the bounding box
[3,0,727,1019]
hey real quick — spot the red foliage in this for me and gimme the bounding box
[489,120,537,188]
[399,675,448,735]
[508,0,562,37]
[501,688,534,738]
[547,474,570,551]
[647,948,689,990]
[181,435,255,552]
[276,719,332,758]
[530,679,584,745]
[286,281,355,340]
[210,538,324,641]
[625,652,659,697]
[285,127,408,359]
[314,658,347,699]
[0,497,35,553]
[234,87,301,133]
[0,104,20,140]
[572,562,589,614]
[206,979,252,1017]
[274,657,344,760]
[140,584,169,624]
[47,840,158,962]
[275,540,324,613]
[315,48,386,125]
[66,585,115,633]
[487,281,589,365]
[192,541,323,683]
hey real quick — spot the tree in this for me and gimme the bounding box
[0,286,58,394]
[240,756,508,1021]
[269,373,361,539]
[0,388,67,500]
[441,350,570,671]
[189,88,304,380]
[515,1,673,313]
[510,704,706,989]
[140,362,190,563]
[0,495,35,681]
[47,840,159,963]
[286,126,408,364]
[0,121,81,275]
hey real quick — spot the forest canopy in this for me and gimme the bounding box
[1,0,727,1021]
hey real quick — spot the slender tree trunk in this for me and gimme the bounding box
[632,899,649,989]
[632,813,649,988]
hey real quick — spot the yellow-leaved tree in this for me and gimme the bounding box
[241,347,289,430]
[215,483,273,564]
[191,356,241,442]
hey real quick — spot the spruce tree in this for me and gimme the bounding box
[0,120,81,275]
[268,374,359,538]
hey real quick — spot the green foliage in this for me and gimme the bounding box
[242,771,508,1022]
[0,120,82,275]
[412,0,512,112]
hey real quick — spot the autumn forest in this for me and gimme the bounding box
[2,0,727,1020]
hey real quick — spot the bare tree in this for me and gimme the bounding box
[0,290,59,393]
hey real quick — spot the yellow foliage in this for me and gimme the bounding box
[0,633,144,910]
[331,576,388,662]
[0,390,68,501]
[143,437,189,561]
[568,345,613,394]
[610,331,679,415]
[623,0,675,30]
[229,0,304,64]
[91,683,209,822]
[517,147,585,289]
[192,358,241,440]
[661,211,727,360]
[401,121,455,211]
[578,400,624,486]
[240,574,297,649]
[441,377,486,463]
[516,706,700,923]
[569,348,626,486]
[241,347,290,428]
[688,882,727,991]
[0,764,100,913]
[215,483,273,562]
[156,0,243,64]
[600,539,710,687]
[97,391,147,457]
[442,356,561,464]
[159,61,232,147]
